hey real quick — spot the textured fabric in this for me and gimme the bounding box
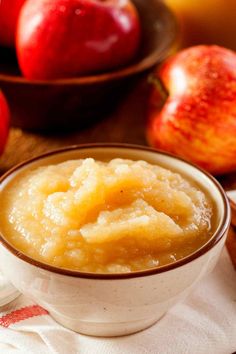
[0,249,235,354]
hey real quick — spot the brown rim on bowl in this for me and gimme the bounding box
[0,144,231,279]
[0,1,178,85]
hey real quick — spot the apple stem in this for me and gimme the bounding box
[148,74,168,107]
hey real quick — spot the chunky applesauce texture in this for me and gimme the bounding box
[1,158,213,273]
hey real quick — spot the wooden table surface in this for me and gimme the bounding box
[0,78,148,173]
[0,76,235,268]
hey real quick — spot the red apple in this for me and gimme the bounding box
[147,45,236,175]
[16,0,141,80]
[0,0,26,47]
[0,91,10,155]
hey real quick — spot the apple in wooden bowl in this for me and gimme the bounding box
[0,0,177,131]
[0,0,26,48]
[17,0,141,80]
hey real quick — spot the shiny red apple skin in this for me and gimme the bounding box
[16,0,141,80]
[0,0,26,47]
[147,45,236,175]
[0,91,10,155]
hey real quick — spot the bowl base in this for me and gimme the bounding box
[50,312,160,337]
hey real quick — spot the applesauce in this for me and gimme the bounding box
[0,158,213,273]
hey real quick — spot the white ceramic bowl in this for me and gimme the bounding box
[0,144,231,337]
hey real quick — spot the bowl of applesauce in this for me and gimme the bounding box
[0,144,230,336]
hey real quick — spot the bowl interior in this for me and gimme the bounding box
[0,145,230,279]
[0,0,177,84]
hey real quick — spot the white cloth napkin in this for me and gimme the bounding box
[0,248,235,354]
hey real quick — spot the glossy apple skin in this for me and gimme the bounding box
[16,0,141,80]
[0,0,26,47]
[147,45,236,175]
[0,91,10,155]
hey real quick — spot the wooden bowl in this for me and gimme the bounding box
[0,0,177,132]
